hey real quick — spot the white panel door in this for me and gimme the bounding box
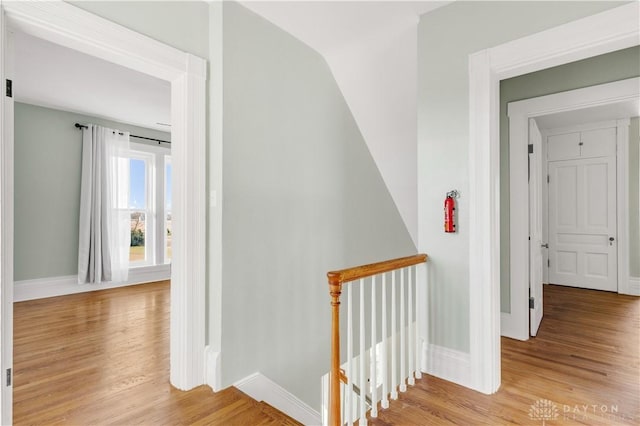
[580,127,616,158]
[529,119,544,336]
[547,132,580,161]
[548,155,617,291]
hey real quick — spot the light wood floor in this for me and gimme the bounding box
[13,281,300,425]
[369,284,640,425]
[14,282,639,425]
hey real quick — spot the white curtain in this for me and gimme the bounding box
[78,125,130,284]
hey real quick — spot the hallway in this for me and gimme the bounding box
[369,285,639,425]
[13,281,639,424]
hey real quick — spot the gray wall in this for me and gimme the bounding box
[418,1,627,352]
[631,117,640,278]
[14,102,170,281]
[69,1,209,60]
[499,46,640,312]
[220,2,415,409]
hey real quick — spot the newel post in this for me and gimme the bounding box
[328,274,343,426]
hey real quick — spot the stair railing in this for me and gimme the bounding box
[327,254,428,426]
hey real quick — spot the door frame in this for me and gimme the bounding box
[504,81,637,341]
[0,3,207,423]
[468,2,639,394]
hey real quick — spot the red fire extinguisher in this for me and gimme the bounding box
[444,190,458,233]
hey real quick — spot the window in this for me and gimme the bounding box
[128,152,154,265]
[123,143,171,267]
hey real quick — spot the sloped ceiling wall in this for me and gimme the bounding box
[219,1,417,408]
[241,1,451,245]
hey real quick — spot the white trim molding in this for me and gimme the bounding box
[168,54,207,391]
[422,343,472,390]
[13,266,171,302]
[0,10,14,424]
[468,48,502,394]
[617,118,632,296]
[1,1,208,407]
[235,373,322,426]
[203,346,221,392]
[628,277,640,296]
[468,2,639,394]
[505,81,639,339]
[207,0,224,394]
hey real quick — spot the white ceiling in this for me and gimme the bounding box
[535,99,640,129]
[242,1,449,57]
[13,30,171,132]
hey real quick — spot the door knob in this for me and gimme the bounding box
[541,243,549,248]
[609,237,615,241]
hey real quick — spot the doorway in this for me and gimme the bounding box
[467,3,639,394]
[0,3,207,423]
[504,79,638,342]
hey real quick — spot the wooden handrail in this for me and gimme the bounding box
[327,254,428,286]
[327,253,428,426]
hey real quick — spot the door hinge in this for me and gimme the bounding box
[547,174,550,183]
[6,368,11,386]
[528,144,534,154]
[5,79,12,98]
[529,297,535,309]
[547,259,550,267]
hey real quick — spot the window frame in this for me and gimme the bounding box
[125,141,171,268]
[164,155,172,264]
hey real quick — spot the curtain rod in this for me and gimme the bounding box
[74,123,171,145]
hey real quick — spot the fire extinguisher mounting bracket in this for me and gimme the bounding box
[446,190,460,199]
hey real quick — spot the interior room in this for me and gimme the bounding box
[0,2,637,425]
[13,30,172,300]
[10,27,174,424]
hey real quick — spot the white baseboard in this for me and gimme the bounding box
[203,346,221,391]
[14,265,171,302]
[628,277,640,296]
[422,343,473,390]
[234,372,322,426]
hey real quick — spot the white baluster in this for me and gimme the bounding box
[408,266,415,386]
[370,276,377,417]
[381,273,389,409]
[359,279,367,425]
[400,268,407,392]
[415,265,422,380]
[346,284,353,425]
[390,270,398,400]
